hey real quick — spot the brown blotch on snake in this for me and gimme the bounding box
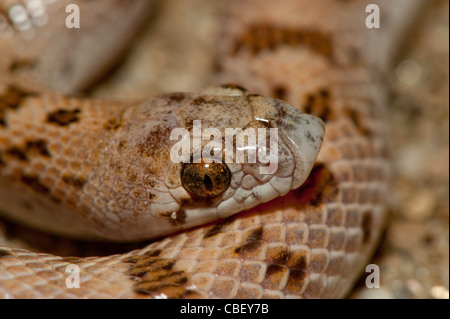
[264,248,308,287]
[266,245,289,264]
[287,250,308,270]
[303,89,334,123]
[272,86,287,100]
[344,106,372,137]
[361,210,373,243]
[47,108,81,126]
[233,25,333,60]
[234,226,264,255]
[189,96,211,107]
[20,175,50,195]
[265,264,287,277]
[295,163,339,207]
[167,92,188,103]
[203,216,236,239]
[0,85,37,126]
[263,264,288,289]
[124,249,162,264]
[246,226,263,242]
[25,139,51,158]
[62,174,87,189]
[103,117,122,131]
[5,147,28,162]
[286,268,308,293]
[203,222,226,239]
[125,250,193,298]
[0,249,12,257]
[137,124,172,159]
[9,59,37,73]
[3,139,50,162]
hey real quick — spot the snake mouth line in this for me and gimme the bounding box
[273,102,325,189]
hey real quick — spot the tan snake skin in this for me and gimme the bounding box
[0,0,425,298]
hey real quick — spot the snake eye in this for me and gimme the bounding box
[181,162,231,198]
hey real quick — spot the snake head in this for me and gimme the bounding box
[162,85,325,232]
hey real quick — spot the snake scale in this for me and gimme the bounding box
[0,0,425,298]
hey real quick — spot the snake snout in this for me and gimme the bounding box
[274,101,325,189]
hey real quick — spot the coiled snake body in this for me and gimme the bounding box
[0,0,424,298]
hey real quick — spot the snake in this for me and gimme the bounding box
[0,0,426,298]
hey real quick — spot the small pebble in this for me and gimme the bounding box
[403,190,436,222]
[430,286,449,299]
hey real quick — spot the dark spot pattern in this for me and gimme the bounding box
[103,117,122,131]
[161,208,186,226]
[294,163,339,207]
[118,140,126,150]
[62,174,87,189]
[266,246,289,264]
[49,196,62,204]
[0,249,12,257]
[9,59,37,72]
[305,131,315,143]
[203,217,235,239]
[137,124,172,158]
[21,175,50,195]
[235,226,264,255]
[303,89,334,122]
[246,226,263,242]
[0,85,37,126]
[125,249,195,298]
[204,223,225,239]
[266,264,286,277]
[286,268,308,293]
[47,109,81,126]
[272,86,287,100]
[287,251,307,269]
[168,92,188,103]
[344,107,372,137]
[361,210,372,243]
[3,139,50,162]
[6,147,28,161]
[233,25,333,60]
[25,139,51,157]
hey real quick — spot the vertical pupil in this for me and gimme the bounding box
[203,174,213,191]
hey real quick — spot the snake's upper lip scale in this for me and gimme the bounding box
[274,101,325,189]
